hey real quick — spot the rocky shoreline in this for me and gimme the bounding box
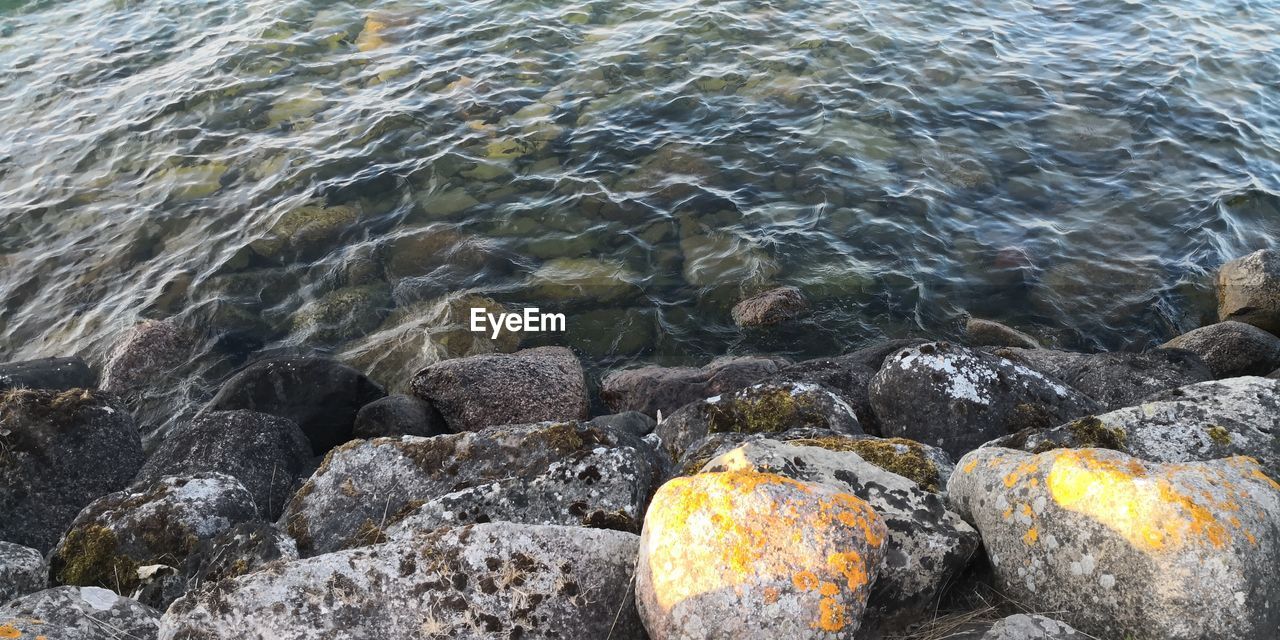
[2,250,1279,639]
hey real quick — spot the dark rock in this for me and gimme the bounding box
[410,347,587,432]
[0,542,46,604]
[0,357,95,392]
[181,521,298,591]
[100,319,197,393]
[1162,321,1280,378]
[586,411,657,438]
[204,356,385,455]
[1217,249,1280,334]
[0,389,144,552]
[731,286,808,327]
[600,356,786,418]
[965,317,1040,349]
[0,586,160,640]
[990,346,1211,411]
[352,394,449,439]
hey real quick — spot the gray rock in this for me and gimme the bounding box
[0,542,46,605]
[586,411,657,438]
[1162,321,1280,378]
[731,286,809,327]
[965,318,1040,349]
[0,388,144,552]
[949,447,1280,640]
[410,347,588,432]
[159,523,644,640]
[48,472,260,610]
[134,410,312,520]
[353,394,449,439]
[600,356,785,418]
[869,343,1098,459]
[0,357,95,392]
[1217,249,1280,334]
[101,318,197,393]
[949,614,1089,639]
[990,346,1212,411]
[181,521,298,592]
[0,586,160,640]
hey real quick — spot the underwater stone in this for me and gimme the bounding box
[965,317,1041,349]
[0,357,95,392]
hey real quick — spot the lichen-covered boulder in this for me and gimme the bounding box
[637,471,887,639]
[180,521,298,590]
[410,347,588,432]
[0,587,160,640]
[0,542,46,604]
[766,339,924,434]
[0,388,144,552]
[134,410,313,519]
[0,357,95,392]
[159,523,645,640]
[965,318,1040,349]
[732,286,809,327]
[992,346,1212,411]
[699,441,978,631]
[1162,321,1280,378]
[948,614,1088,639]
[353,393,450,438]
[949,447,1280,640]
[48,473,259,610]
[655,381,862,461]
[1217,248,1280,334]
[870,343,1098,459]
[600,356,785,418]
[204,356,385,454]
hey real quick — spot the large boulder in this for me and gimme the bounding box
[134,410,313,519]
[636,471,887,639]
[731,286,809,328]
[410,347,588,432]
[1217,248,1280,334]
[352,394,449,439]
[0,586,160,640]
[179,521,298,590]
[0,357,95,392]
[0,388,144,552]
[949,447,1280,640]
[1162,321,1280,378]
[0,542,46,604]
[869,343,1098,459]
[48,473,259,610]
[993,347,1212,410]
[159,523,645,640]
[600,356,785,418]
[204,356,385,455]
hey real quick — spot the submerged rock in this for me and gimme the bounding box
[1217,249,1280,334]
[0,357,95,392]
[949,447,1280,640]
[1162,320,1280,378]
[100,318,197,393]
[965,317,1040,349]
[600,356,785,418]
[732,286,809,328]
[0,586,160,640]
[288,284,392,344]
[992,346,1212,411]
[527,257,644,304]
[0,542,46,604]
[353,394,450,439]
[248,202,361,261]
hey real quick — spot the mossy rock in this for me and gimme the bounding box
[790,436,943,492]
[249,202,361,260]
[289,285,392,344]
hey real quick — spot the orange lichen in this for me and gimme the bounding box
[0,624,19,639]
[1023,527,1039,545]
[963,458,979,474]
[1003,459,1041,488]
[816,596,850,632]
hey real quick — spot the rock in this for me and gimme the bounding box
[353,394,450,439]
[965,318,1040,349]
[48,473,260,610]
[248,202,361,261]
[527,257,644,304]
[700,440,979,630]
[159,523,644,640]
[949,614,1089,639]
[180,521,298,590]
[1217,249,1280,334]
[0,389,144,552]
[655,381,862,461]
[410,347,587,432]
[133,410,313,520]
[600,356,785,418]
[0,542,46,604]
[0,586,160,640]
[993,346,1212,410]
[869,343,1098,459]
[766,339,924,434]
[732,286,808,328]
[949,447,1280,640]
[204,356,385,455]
[288,285,392,344]
[586,411,656,438]
[100,318,197,393]
[278,421,652,556]
[680,230,779,288]
[0,357,95,392]
[1162,321,1280,378]
[636,471,887,639]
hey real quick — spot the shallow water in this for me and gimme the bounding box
[1,0,1279,423]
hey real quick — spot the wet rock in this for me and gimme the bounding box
[993,347,1212,410]
[586,410,656,438]
[204,356,385,455]
[410,347,588,432]
[48,473,260,610]
[732,286,808,328]
[637,471,887,639]
[134,410,313,520]
[181,521,298,589]
[353,394,449,439]
[965,318,1040,349]
[288,285,392,344]
[1162,321,1280,378]
[680,230,779,289]
[527,257,644,304]
[949,447,1280,640]
[0,357,95,392]
[949,614,1088,639]
[766,339,924,434]
[655,381,862,461]
[159,523,644,640]
[101,318,197,393]
[700,440,978,630]
[248,202,361,261]
[1217,248,1280,334]
[0,542,46,604]
[383,226,505,279]
[0,586,160,640]
[0,389,143,552]
[600,356,785,418]
[870,343,1098,459]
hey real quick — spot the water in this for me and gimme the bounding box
[1,0,1279,430]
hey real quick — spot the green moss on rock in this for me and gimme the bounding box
[1206,425,1232,445]
[791,436,942,492]
[1065,416,1127,451]
[55,524,140,594]
[707,388,816,435]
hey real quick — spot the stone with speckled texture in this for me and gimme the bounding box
[0,542,46,604]
[1217,249,1280,335]
[0,586,160,640]
[948,614,1088,639]
[991,346,1211,411]
[600,356,786,418]
[1162,321,1280,379]
[949,447,1280,640]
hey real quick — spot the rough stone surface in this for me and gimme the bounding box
[965,318,1041,349]
[0,542,46,605]
[600,356,786,418]
[994,346,1212,411]
[0,357,95,392]
[1217,248,1280,334]
[766,339,924,434]
[134,410,312,520]
[1162,321,1280,378]
[180,521,298,592]
[655,381,862,461]
[101,318,197,393]
[732,286,809,328]
[48,473,260,610]
[410,347,588,432]
[586,411,657,438]
[637,471,887,639]
[949,614,1089,639]
[949,447,1280,640]
[204,356,385,455]
[352,394,449,439]
[0,587,160,640]
[700,441,979,631]
[159,523,644,640]
[870,343,1098,459]
[0,388,144,552]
